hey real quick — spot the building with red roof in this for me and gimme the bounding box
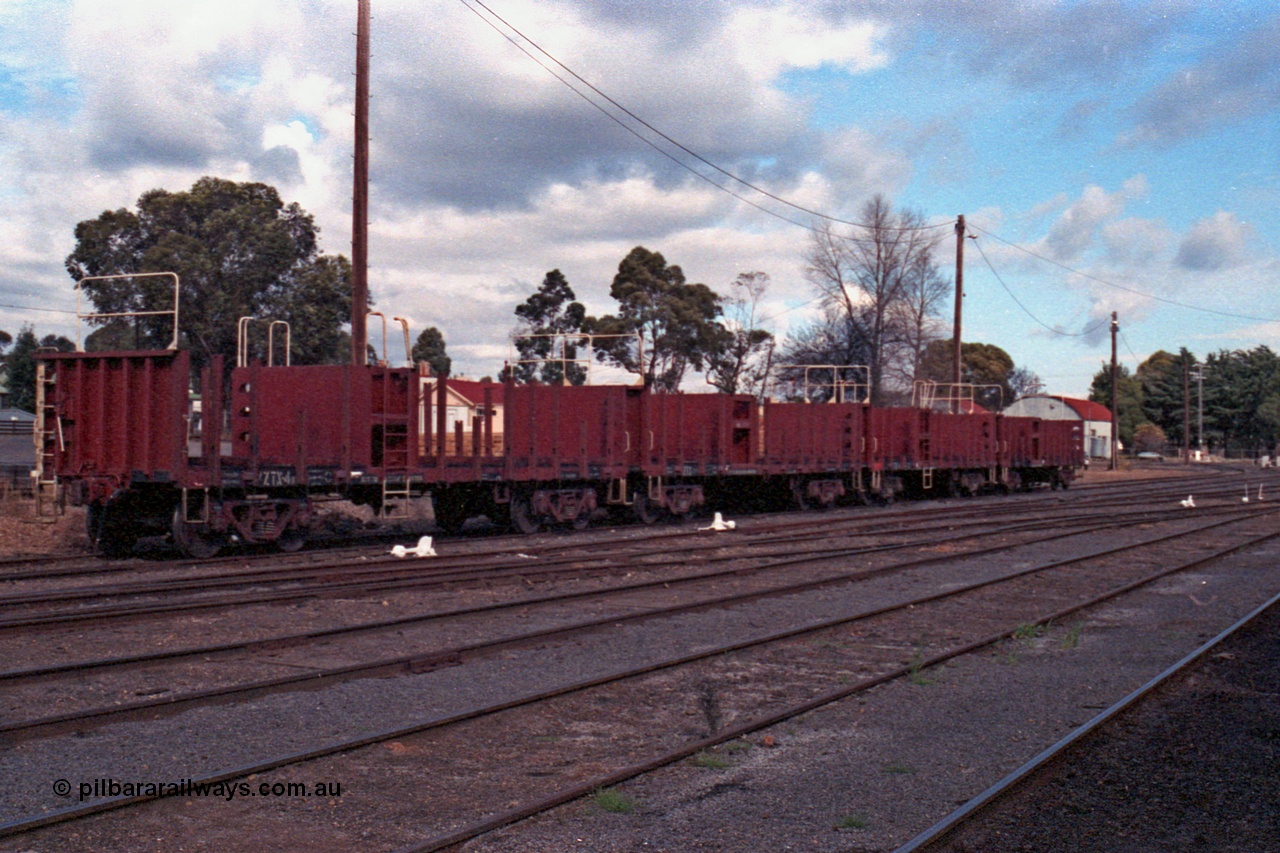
[1003,395,1114,459]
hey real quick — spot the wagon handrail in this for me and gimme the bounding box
[268,321,291,367]
[508,332,644,386]
[912,380,1005,412]
[236,317,292,367]
[75,272,180,352]
[392,317,411,365]
[772,364,871,404]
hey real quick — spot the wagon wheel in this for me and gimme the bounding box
[946,475,963,499]
[88,502,139,558]
[433,497,469,535]
[791,481,811,512]
[277,529,307,552]
[570,508,593,531]
[171,507,225,559]
[632,490,660,525]
[510,495,542,534]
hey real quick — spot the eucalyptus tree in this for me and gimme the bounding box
[584,246,728,392]
[66,177,354,369]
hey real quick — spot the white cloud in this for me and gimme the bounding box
[1040,177,1148,262]
[1175,211,1255,272]
[723,5,888,84]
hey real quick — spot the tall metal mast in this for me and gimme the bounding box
[351,0,370,366]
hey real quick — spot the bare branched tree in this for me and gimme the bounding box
[800,196,948,404]
[706,271,775,397]
[887,229,950,389]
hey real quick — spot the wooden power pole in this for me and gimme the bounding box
[351,0,371,366]
[953,215,965,406]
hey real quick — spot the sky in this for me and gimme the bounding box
[1,0,1277,398]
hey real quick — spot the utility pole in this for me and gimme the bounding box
[1110,311,1118,471]
[1183,359,1190,464]
[952,214,964,412]
[350,0,371,366]
[1190,364,1205,458]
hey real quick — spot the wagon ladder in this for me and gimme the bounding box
[31,360,63,522]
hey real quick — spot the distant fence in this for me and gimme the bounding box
[0,465,34,498]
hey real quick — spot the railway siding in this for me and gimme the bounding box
[3,475,1280,850]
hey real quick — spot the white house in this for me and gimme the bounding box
[1004,395,1114,459]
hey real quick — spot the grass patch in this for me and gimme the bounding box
[1011,622,1045,640]
[882,761,916,775]
[691,751,731,770]
[836,813,870,830]
[592,787,636,814]
[907,650,935,686]
[1060,622,1085,649]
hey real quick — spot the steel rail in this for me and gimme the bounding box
[391,518,1280,853]
[0,513,1111,682]
[892,587,1280,853]
[3,512,1276,841]
[0,513,1136,738]
[1,496,1207,629]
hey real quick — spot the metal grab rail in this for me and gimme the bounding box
[75,272,180,351]
[237,317,292,367]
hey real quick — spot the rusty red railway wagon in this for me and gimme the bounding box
[34,341,1082,557]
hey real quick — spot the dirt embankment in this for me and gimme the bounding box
[0,499,90,558]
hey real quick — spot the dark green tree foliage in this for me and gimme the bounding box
[411,326,451,377]
[584,247,728,392]
[1089,363,1145,449]
[3,325,74,412]
[920,340,1018,410]
[1202,346,1280,455]
[511,269,587,385]
[3,326,38,412]
[1136,348,1196,448]
[65,177,354,369]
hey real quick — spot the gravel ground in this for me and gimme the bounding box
[0,528,1102,824]
[2,467,1273,853]
[459,536,1280,853]
[926,595,1280,853]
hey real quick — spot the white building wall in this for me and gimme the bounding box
[1003,396,1113,459]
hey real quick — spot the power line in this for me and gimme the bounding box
[456,0,952,238]
[969,233,1109,338]
[0,302,77,316]
[1118,329,1143,366]
[967,222,1279,324]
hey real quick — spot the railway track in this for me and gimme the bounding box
[1,465,1264,612]
[896,590,1280,852]
[0,460,1251,584]
[3,475,1280,850]
[0,506,1226,741]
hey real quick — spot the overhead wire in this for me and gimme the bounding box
[0,302,77,316]
[459,0,1276,343]
[967,222,1279,324]
[1118,329,1143,366]
[455,0,951,238]
[969,232,1109,338]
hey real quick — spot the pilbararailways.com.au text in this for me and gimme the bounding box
[54,778,343,803]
